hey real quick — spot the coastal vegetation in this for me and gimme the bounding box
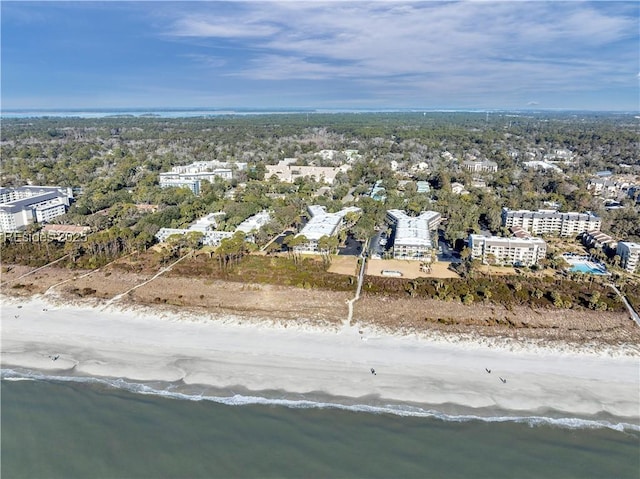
[3,244,630,315]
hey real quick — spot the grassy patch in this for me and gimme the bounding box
[167,254,357,292]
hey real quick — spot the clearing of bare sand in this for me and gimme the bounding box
[327,256,359,276]
[365,258,460,279]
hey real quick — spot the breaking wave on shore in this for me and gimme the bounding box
[3,368,638,434]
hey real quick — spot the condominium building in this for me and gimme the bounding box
[265,160,351,185]
[159,160,247,194]
[616,241,640,274]
[154,210,270,247]
[0,186,74,232]
[155,227,233,247]
[469,234,547,267]
[155,211,226,246]
[158,177,202,195]
[294,205,360,254]
[461,159,498,173]
[581,230,617,250]
[501,208,601,237]
[386,209,441,260]
[236,210,271,234]
[522,161,563,173]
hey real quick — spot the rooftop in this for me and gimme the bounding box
[297,205,360,241]
[387,210,441,248]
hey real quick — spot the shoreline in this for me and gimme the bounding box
[2,294,639,425]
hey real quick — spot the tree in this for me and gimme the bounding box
[588,291,601,310]
[264,241,281,256]
[283,234,308,264]
[215,231,249,272]
[317,235,339,267]
[613,255,621,268]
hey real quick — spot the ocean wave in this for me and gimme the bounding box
[2,368,638,433]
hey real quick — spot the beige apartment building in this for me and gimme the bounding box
[469,234,547,267]
[501,208,600,237]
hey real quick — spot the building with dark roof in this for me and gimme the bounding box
[0,186,74,232]
[616,241,640,274]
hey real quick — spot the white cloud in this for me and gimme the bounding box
[159,1,639,106]
[183,54,227,68]
[170,15,280,38]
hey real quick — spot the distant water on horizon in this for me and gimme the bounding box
[0,107,560,119]
[0,107,321,119]
[2,376,639,479]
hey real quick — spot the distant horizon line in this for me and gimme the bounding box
[3,105,639,112]
[2,106,638,118]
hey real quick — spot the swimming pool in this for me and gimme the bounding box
[568,261,608,275]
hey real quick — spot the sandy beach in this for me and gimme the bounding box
[2,293,638,423]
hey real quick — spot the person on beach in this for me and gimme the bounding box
[499,377,507,383]
[485,368,491,373]
[370,368,376,375]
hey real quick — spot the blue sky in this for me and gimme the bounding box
[2,1,638,111]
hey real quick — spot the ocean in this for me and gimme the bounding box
[0,107,510,119]
[2,374,638,479]
[0,108,313,119]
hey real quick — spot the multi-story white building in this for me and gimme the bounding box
[35,198,68,223]
[469,234,547,267]
[236,210,271,234]
[522,161,563,173]
[159,160,247,194]
[155,227,234,247]
[294,205,360,254]
[0,186,74,232]
[155,211,226,246]
[386,209,441,260]
[154,210,270,248]
[158,177,202,195]
[501,208,600,237]
[461,160,498,173]
[616,241,640,274]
